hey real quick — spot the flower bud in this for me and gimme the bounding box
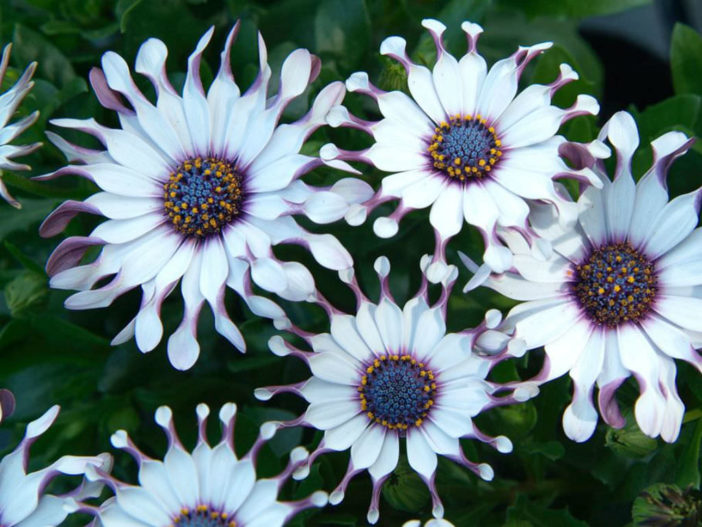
[605,414,658,458]
[383,458,430,513]
[632,483,702,526]
[5,271,47,317]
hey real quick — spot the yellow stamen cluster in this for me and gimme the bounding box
[427,114,502,181]
[171,504,236,527]
[358,354,436,431]
[572,242,657,327]
[163,156,243,238]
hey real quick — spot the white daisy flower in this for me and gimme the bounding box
[321,18,602,279]
[73,403,328,527]
[256,256,530,523]
[37,23,371,370]
[461,111,702,443]
[0,388,14,423]
[0,43,41,208]
[0,405,109,527]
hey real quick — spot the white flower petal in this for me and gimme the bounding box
[421,420,460,456]
[562,329,605,442]
[368,431,400,480]
[308,351,362,385]
[654,295,702,332]
[642,314,702,370]
[350,424,386,469]
[411,306,446,360]
[114,487,171,526]
[407,64,446,124]
[366,143,428,172]
[641,188,702,258]
[458,47,486,116]
[603,170,635,240]
[484,181,529,228]
[616,325,667,439]
[305,401,367,430]
[374,298,404,353]
[543,317,593,381]
[250,257,287,294]
[381,169,430,198]
[578,183,608,246]
[406,427,438,479]
[401,174,445,209]
[324,414,370,451]
[355,303,385,357]
[509,298,581,349]
[429,184,463,238]
[329,313,374,362]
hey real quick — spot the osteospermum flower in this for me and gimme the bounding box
[461,111,702,443]
[0,405,108,527]
[73,403,328,527]
[322,19,602,278]
[38,23,371,369]
[256,256,530,523]
[0,44,41,208]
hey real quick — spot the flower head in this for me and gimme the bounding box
[0,44,41,208]
[256,256,529,523]
[463,111,702,443]
[39,23,371,369]
[0,405,108,526]
[322,19,602,278]
[75,403,327,527]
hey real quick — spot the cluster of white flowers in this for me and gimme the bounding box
[1,16,700,526]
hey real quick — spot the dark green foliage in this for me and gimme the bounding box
[0,1,700,526]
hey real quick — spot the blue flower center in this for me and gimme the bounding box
[163,157,244,238]
[572,242,657,327]
[358,354,436,431]
[427,114,502,181]
[171,505,236,527]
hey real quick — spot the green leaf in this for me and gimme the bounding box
[521,440,566,461]
[227,354,280,374]
[40,19,119,40]
[497,0,651,18]
[506,495,589,527]
[116,0,144,32]
[676,418,702,488]
[3,241,45,274]
[671,24,702,96]
[637,94,701,140]
[12,24,78,88]
[118,0,207,63]
[314,0,370,70]
[29,314,111,352]
[0,198,60,239]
